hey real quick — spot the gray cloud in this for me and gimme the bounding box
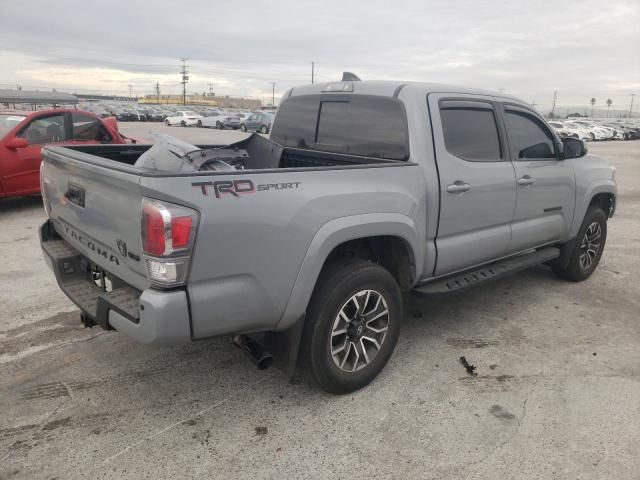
[0,0,638,110]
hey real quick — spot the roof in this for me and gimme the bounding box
[0,90,79,105]
[288,80,523,103]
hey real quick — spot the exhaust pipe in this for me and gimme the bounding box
[232,334,273,370]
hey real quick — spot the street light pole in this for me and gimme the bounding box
[271,82,276,107]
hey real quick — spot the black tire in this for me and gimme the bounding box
[240,124,247,132]
[553,206,607,282]
[260,125,269,134]
[301,259,403,394]
[164,119,170,126]
[181,120,186,127]
[216,121,223,129]
[197,120,202,128]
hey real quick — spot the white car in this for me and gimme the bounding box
[164,111,203,127]
[568,120,610,141]
[197,111,240,129]
[550,121,591,141]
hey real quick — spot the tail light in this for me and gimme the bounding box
[141,198,198,288]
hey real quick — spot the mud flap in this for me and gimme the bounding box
[264,315,305,381]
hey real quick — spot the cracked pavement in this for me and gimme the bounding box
[1,127,639,479]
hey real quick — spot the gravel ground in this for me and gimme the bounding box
[0,126,638,480]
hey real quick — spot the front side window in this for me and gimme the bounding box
[504,110,556,159]
[19,114,67,144]
[439,106,501,161]
[71,112,112,142]
[271,94,409,160]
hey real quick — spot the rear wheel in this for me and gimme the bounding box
[553,206,607,281]
[216,121,223,129]
[240,124,247,132]
[197,120,202,128]
[164,119,170,126]
[181,120,186,127]
[260,125,269,134]
[301,259,403,394]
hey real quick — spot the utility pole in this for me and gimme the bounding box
[498,88,504,94]
[155,82,160,105]
[128,84,133,99]
[271,82,276,107]
[180,58,189,106]
[311,62,315,84]
[550,90,557,117]
[208,82,214,96]
[629,94,636,119]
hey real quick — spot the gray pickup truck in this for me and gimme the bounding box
[40,79,617,393]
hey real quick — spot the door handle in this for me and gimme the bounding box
[446,181,471,194]
[518,175,535,186]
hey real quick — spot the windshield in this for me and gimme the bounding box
[0,114,27,137]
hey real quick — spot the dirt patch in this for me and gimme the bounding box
[446,338,500,348]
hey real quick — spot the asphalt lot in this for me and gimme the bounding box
[1,125,639,479]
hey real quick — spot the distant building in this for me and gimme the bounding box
[140,94,261,109]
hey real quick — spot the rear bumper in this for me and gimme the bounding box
[40,220,191,345]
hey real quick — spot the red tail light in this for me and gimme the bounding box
[171,216,193,249]
[141,198,199,288]
[142,202,166,256]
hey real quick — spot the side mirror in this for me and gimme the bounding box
[5,137,29,149]
[562,137,587,159]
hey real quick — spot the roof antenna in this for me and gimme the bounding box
[341,72,361,82]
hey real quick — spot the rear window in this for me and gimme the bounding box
[440,106,501,161]
[271,94,409,160]
[0,114,26,137]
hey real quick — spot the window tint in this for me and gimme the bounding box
[271,95,409,160]
[440,107,501,161]
[71,112,112,142]
[504,110,555,159]
[20,114,67,144]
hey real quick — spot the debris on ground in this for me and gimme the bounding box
[460,356,477,376]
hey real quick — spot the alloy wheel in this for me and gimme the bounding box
[579,221,602,269]
[330,289,389,372]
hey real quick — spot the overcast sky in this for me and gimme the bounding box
[1,0,638,111]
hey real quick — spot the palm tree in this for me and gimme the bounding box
[606,98,612,117]
[590,98,596,117]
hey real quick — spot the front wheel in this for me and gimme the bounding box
[553,206,607,281]
[260,125,269,134]
[216,121,223,129]
[197,120,202,128]
[240,124,247,132]
[164,119,170,126]
[301,259,403,394]
[181,120,186,127]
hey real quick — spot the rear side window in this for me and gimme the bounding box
[504,110,556,159]
[271,94,409,160]
[439,105,501,161]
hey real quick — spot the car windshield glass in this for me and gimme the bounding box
[0,114,27,137]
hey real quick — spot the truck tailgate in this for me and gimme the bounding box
[41,147,150,291]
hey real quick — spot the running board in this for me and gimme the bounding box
[412,247,560,297]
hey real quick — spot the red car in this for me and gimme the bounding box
[0,108,135,199]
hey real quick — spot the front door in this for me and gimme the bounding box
[428,94,517,276]
[0,112,68,196]
[500,104,576,252]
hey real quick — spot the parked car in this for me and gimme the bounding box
[39,80,616,393]
[198,112,241,129]
[165,111,203,127]
[0,109,135,199]
[568,120,610,141]
[240,112,274,134]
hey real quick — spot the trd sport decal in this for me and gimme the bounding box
[192,180,301,198]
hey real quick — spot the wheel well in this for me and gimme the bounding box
[589,192,615,218]
[325,236,415,290]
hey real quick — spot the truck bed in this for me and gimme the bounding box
[56,134,399,174]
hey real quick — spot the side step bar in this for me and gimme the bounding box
[412,247,560,298]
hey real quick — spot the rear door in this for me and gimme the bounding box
[428,94,517,275]
[500,104,575,251]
